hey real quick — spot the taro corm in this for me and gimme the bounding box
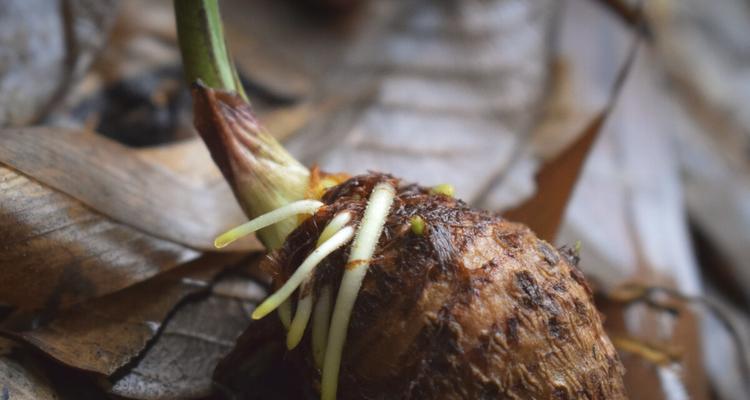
[175,1,627,399]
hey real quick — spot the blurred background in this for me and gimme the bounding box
[0,0,748,399]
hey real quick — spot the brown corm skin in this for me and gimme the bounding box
[264,173,627,400]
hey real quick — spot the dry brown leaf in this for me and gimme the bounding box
[107,270,266,399]
[277,0,556,202]
[647,0,750,308]
[0,127,259,252]
[222,0,367,101]
[1,337,113,400]
[0,165,198,311]
[4,2,715,399]
[1,254,246,376]
[596,286,713,400]
[499,2,717,397]
[558,42,712,394]
[0,0,118,127]
[502,30,638,241]
[0,338,60,400]
[601,283,750,391]
[502,113,606,241]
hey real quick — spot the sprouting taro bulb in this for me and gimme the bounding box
[268,175,627,399]
[194,86,627,399]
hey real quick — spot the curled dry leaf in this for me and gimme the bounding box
[107,271,267,400]
[0,165,197,311]
[1,254,246,376]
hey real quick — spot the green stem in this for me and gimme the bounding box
[174,0,247,100]
[175,0,310,250]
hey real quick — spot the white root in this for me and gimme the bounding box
[312,284,332,368]
[321,182,395,400]
[288,213,353,347]
[214,199,324,248]
[277,299,292,329]
[318,212,352,246]
[287,293,313,349]
[252,226,355,320]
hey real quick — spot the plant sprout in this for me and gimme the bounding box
[175,1,627,399]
